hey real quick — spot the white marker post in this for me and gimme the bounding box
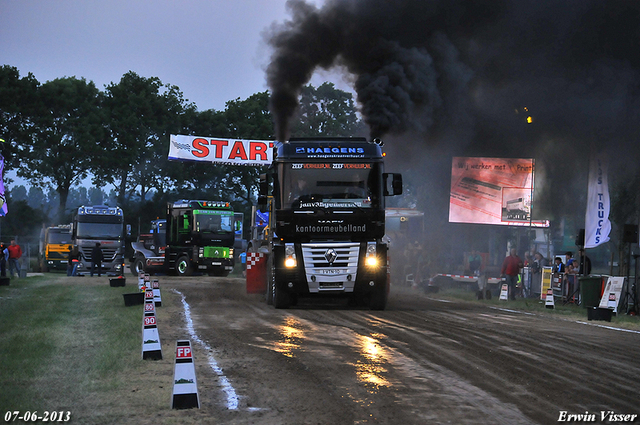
[499,283,509,301]
[545,288,555,309]
[142,297,162,360]
[171,340,200,409]
[152,278,162,307]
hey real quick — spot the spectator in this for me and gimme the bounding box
[565,251,575,270]
[0,242,7,277]
[468,250,482,276]
[552,257,564,273]
[578,248,592,275]
[501,248,523,300]
[565,253,578,301]
[7,239,22,278]
[90,243,103,277]
[67,246,81,276]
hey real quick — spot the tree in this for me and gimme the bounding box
[97,71,192,207]
[17,77,105,222]
[0,65,40,168]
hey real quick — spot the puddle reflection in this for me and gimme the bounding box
[274,316,305,358]
[354,333,390,391]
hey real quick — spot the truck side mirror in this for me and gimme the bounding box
[383,173,403,196]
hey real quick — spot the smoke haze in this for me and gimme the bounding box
[265,0,640,261]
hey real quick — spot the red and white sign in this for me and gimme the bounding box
[144,302,155,312]
[169,134,275,166]
[176,346,192,359]
[144,315,157,327]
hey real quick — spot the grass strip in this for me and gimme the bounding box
[0,277,150,420]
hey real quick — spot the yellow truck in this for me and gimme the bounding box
[39,225,73,272]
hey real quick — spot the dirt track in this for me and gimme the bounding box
[154,276,640,425]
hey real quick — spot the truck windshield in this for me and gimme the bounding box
[47,232,71,244]
[280,162,380,209]
[76,223,123,239]
[194,211,233,234]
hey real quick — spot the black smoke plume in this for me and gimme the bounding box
[266,0,640,155]
[265,0,640,262]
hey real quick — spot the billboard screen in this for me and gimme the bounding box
[449,157,549,227]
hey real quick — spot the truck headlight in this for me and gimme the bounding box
[285,243,296,268]
[365,242,377,267]
[199,247,204,258]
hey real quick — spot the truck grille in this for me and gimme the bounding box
[83,248,117,261]
[301,242,360,293]
[204,246,230,259]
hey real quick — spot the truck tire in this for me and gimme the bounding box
[266,254,274,305]
[176,255,193,276]
[273,281,291,309]
[132,256,145,276]
[369,281,388,310]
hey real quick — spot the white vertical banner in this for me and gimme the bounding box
[584,151,611,248]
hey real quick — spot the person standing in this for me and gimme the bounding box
[67,246,80,276]
[578,248,592,275]
[67,246,74,276]
[7,239,22,278]
[0,242,7,277]
[552,257,565,273]
[501,248,523,300]
[90,243,103,277]
[468,250,482,276]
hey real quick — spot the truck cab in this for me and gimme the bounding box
[257,137,402,309]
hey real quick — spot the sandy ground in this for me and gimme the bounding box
[127,274,640,425]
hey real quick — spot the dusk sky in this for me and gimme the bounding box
[1,0,338,112]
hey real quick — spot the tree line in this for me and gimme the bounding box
[0,65,364,242]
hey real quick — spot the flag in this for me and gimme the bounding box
[584,151,610,248]
[0,154,7,216]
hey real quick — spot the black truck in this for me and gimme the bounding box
[131,200,235,276]
[253,137,402,309]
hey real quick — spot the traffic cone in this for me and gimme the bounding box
[171,340,200,409]
[499,283,509,301]
[545,288,555,309]
[142,298,162,360]
[152,278,162,307]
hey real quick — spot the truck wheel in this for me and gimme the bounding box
[132,256,145,276]
[273,281,291,309]
[266,255,274,305]
[176,255,193,276]
[369,282,388,310]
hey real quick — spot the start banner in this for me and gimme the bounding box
[168,134,275,166]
